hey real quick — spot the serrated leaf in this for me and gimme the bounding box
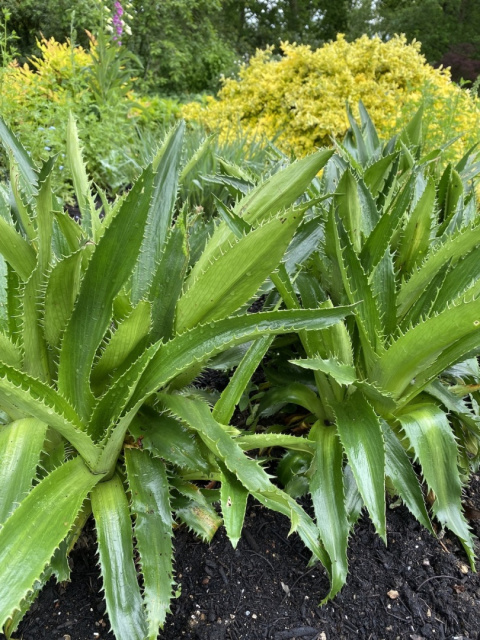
[0,117,38,199]
[91,474,148,640]
[0,330,22,369]
[371,298,480,403]
[334,392,386,540]
[220,465,248,549]
[0,418,47,524]
[396,177,435,276]
[161,394,330,568]
[397,223,480,318]
[88,341,161,443]
[0,363,99,467]
[292,357,357,385]
[369,248,397,337]
[360,173,414,273]
[334,213,382,362]
[171,479,222,542]
[91,300,152,386]
[148,218,189,343]
[125,449,174,638]
[0,457,100,628]
[363,154,397,197]
[0,217,36,281]
[213,335,273,425]
[189,149,334,283]
[397,403,475,566]
[309,422,349,602]
[176,212,304,333]
[236,433,315,455]
[43,250,83,348]
[131,307,352,405]
[132,121,185,303]
[381,421,433,533]
[66,113,99,240]
[58,167,154,420]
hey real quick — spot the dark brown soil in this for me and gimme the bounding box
[7,474,480,640]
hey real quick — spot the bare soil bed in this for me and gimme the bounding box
[5,473,480,640]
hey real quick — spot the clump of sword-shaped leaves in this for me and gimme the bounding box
[246,103,480,601]
[0,115,352,640]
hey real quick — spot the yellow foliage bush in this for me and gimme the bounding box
[183,35,480,159]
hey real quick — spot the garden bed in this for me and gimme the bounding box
[11,475,480,640]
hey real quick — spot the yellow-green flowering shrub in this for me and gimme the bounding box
[0,37,174,197]
[183,35,480,159]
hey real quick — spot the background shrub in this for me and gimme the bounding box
[183,35,480,160]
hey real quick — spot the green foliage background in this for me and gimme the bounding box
[2,0,480,94]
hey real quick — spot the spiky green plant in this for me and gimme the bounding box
[236,104,480,602]
[0,115,353,639]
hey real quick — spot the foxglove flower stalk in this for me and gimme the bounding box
[112,1,124,44]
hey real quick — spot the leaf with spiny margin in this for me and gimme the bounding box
[438,166,463,234]
[344,465,363,525]
[381,421,433,533]
[66,113,99,240]
[0,330,22,368]
[213,335,274,425]
[426,379,480,438]
[88,341,161,442]
[292,357,357,385]
[397,403,475,566]
[357,176,380,236]
[22,265,51,382]
[148,216,189,343]
[308,421,349,602]
[58,166,154,421]
[0,363,99,467]
[396,177,435,276]
[43,250,83,348]
[346,103,369,165]
[360,172,415,273]
[188,149,334,283]
[6,266,21,343]
[132,121,185,304]
[399,261,450,331]
[161,394,330,568]
[129,411,212,474]
[91,300,152,386]
[176,212,304,333]
[369,248,397,337]
[364,154,398,197]
[334,214,382,365]
[171,478,222,542]
[0,117,38,199]
[0,216,36,281]
[125,449,174,638]
[0,254,8,333]
[0,457,101,628]
[130,307,353,406]
[371,298,480,403]
[336,169,362,251]
[0,418,47,524]
[400,103,423,148]
[397,223,480,318]
[220,464,248,549]
[236,433,314,455]
[333,392,386,541]
[91,474,148,640]
[429,247,480,317]
[53,211,86,254]
[358,100,381,154]
[257,382,325,418]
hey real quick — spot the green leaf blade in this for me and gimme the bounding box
[92,474,148,640]
[125,449,174,638]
